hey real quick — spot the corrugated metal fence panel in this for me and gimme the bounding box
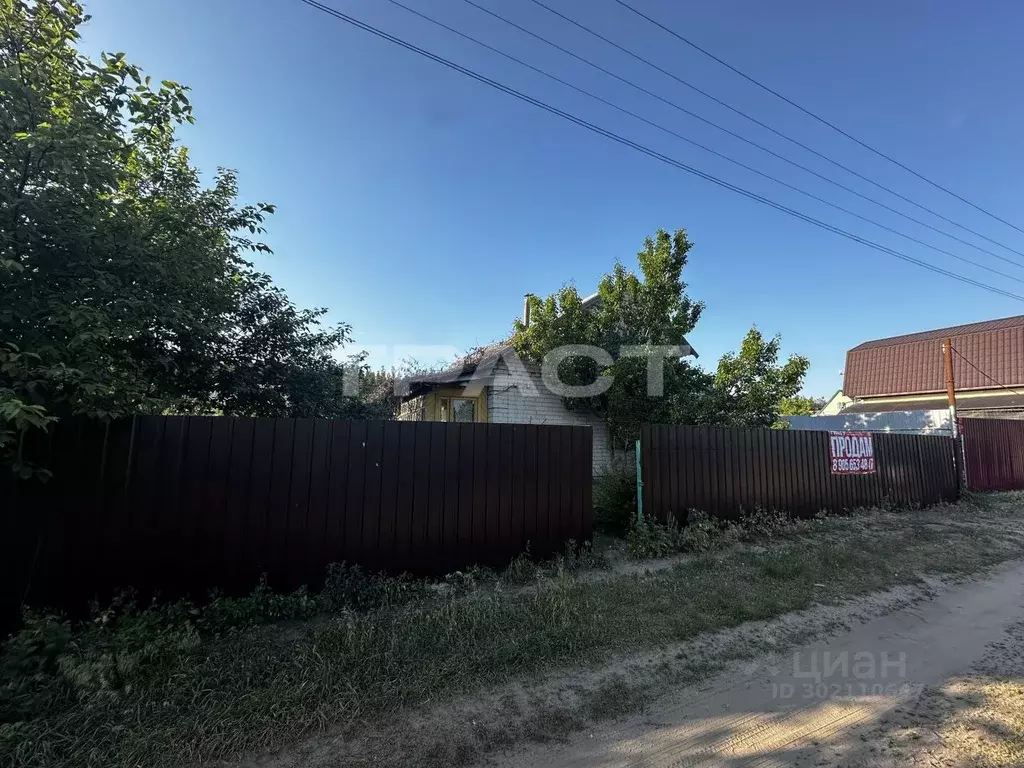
[3,416,593,622]
[961,418,1024,491]
[641,424,958,522]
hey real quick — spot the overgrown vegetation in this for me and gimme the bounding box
[510,229,811,448]
[4,494,1024,768]
[622,512,729,561]
[625,507,795,558]
[593,471,638,535]
[0,0,386,472]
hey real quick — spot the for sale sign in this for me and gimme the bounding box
[829,431,876,474]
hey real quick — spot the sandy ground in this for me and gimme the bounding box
[243,576,988,768]
[481,561,1024,768]
[817,618,1024,767]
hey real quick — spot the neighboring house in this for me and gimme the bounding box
[817,389,852,415]
[396,292,699,474]
[842,314,1024,418]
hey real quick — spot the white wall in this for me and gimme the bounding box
[819,391,852,415]
[396,396,426,421]
[486,359,618,475]
[783,409,953,435]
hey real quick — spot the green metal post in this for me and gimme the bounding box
[635,438,643,522]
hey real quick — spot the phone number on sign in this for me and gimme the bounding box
[832,457,875,472]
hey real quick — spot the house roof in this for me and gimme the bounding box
[844,315,1024,398]
[399,335,699,401]
[849,315,1024,351]
[399,343,513,399]
[397,287,699,400]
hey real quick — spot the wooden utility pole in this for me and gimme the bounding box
[942,337,969,490]
[943,337,958,436]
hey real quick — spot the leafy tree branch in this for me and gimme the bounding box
[511,229,809,447]
[1,0,374,473]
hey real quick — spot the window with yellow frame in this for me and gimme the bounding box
[437,396,478,423]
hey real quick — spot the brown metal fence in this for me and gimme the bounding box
[3,416,592,620]
[640,424,958,521]
[960,418,1024,491]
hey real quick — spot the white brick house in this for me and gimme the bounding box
[396,345,618,474]
[395,295,698,476]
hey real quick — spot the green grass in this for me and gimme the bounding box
[3,493,1024,768]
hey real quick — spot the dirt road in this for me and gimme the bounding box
[484,561,1024,767]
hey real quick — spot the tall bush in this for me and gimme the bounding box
[0,0,373,471]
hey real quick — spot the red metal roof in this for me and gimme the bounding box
[850,315,1024,350]
[844,315,1024,398]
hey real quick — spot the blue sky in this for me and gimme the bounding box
[80,0,1024,396]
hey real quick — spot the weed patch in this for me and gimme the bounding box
[593,471,637,536]
[3,494,1024,768]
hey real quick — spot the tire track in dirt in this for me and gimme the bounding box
[485,560,1024,767]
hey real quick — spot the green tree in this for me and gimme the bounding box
[513,229,711,448]
[777,395,827,416]
[511,229,810,445]
[198,270,375,420]
[712,328,810,428]
[1,0,370,470]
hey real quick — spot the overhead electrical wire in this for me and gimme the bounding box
[456,0,1024,271]
[291,0,1024,303]
[381,0,1024,285]
[525,0,1024,260]
[950,345,1024,396]
[614,0,1024,238]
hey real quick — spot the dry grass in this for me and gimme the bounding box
[3,493,1024,768]
[818,615,1024,767]
[933,676,1024,766]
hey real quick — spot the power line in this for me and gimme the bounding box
[614,0,1024,238]
[950,345,1024,396]
[291,0,1024,304]
[526,0,1024,261]
[384,0,1024,285]
[456,0,1024,272]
